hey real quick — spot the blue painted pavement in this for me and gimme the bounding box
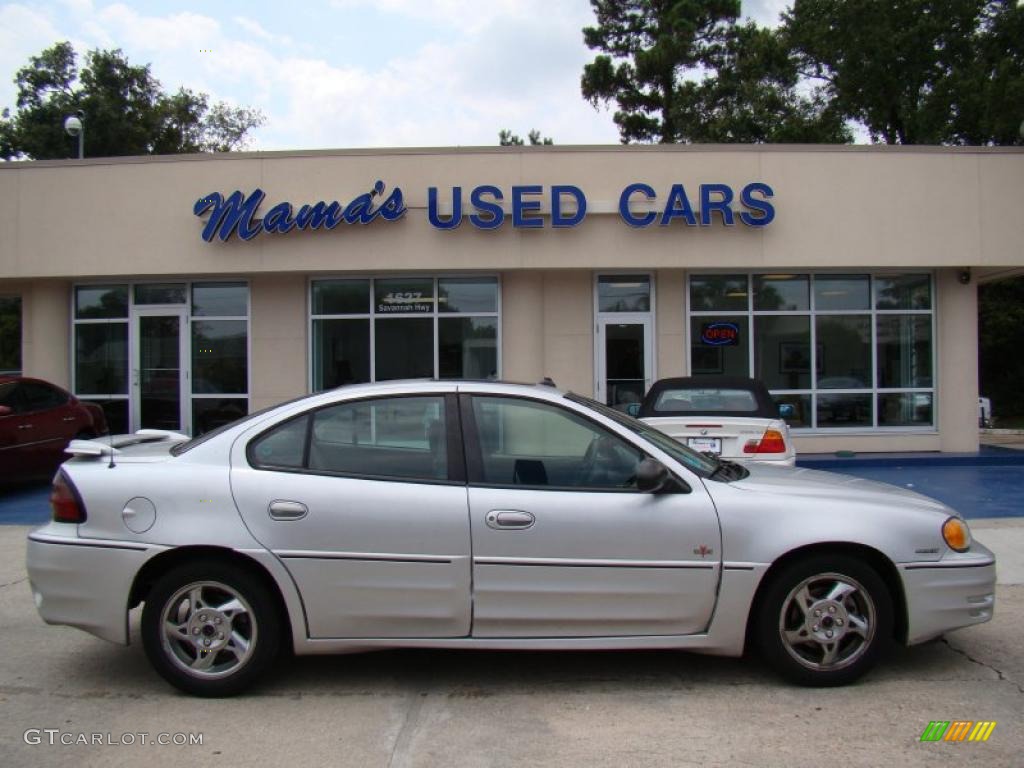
[3,448,1022,525]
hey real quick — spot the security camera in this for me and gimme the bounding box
[64,114,83,137]
[958,268,971,285]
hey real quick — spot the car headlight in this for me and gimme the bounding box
[942,516,972,552]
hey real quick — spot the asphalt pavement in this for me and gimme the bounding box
[1,523,1021,768]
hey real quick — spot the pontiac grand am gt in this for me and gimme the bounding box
[26,381,994,696]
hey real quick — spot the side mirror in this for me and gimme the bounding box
[778,403,795,419]
[0,405,11,417]
[636,457,686,494]
[625,402,641,418]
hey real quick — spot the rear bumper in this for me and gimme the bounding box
[901,545,996,645]
[26,527,159,645]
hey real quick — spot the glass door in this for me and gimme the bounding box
[596,317,652,409]
[132,308,187,433]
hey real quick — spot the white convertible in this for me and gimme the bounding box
[26,380,994,696]
[634,376,797,465]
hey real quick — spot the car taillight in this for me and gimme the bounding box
[743,429,787,455]
[50,471,87,523]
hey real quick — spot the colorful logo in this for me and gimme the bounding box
[920,721,996,742]
[700,322,739,346]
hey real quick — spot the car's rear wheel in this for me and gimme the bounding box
[756,554,893,686]
[141,561,280,697]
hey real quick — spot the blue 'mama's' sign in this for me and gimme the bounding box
[194,180,774,242]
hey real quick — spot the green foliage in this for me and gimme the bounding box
[979,277,1024,417]
[499,129,554,146]
[0,42,265,160]
[581,0,849,143]
[784,0,1024,145]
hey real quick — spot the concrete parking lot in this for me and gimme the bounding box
[2,521,1022,768]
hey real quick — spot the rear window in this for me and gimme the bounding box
[653,388,758,414]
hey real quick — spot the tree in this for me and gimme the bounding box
[498,129,554,145]
[582,0,741,143]
[0,42,265,160]
[783,0,1024,145]
[671,22,850,143]
[580,1,849,144]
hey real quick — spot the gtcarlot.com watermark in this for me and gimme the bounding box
[24,729,203,747]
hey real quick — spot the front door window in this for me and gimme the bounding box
[135,311,185,431]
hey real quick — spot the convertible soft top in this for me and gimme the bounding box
[638,376,780,419]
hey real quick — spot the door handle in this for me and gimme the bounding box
[18,424,33,430]
[268,500,308,521]
[485,509,535,530]
[63,416,77,422]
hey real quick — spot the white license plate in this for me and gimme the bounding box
[687,437,722,454]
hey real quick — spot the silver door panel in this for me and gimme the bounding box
[230,466,471,638]
[282,556,471,638]
[472,563,717,637]
[467,486,721,637]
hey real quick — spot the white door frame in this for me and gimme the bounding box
[131,306,189,434]
[594,314,653,406]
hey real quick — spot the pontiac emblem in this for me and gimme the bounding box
[693,544,713,558]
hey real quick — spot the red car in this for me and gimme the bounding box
[0,376,108,483]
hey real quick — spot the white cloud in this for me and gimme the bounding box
[1,0,620,150]
[0,4,63,109]
[742,0,791,27]
[232,16,292,46]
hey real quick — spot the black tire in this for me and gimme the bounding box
[756,554,893,687]
[141,560,281,697]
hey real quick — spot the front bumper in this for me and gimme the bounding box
[26,526,158,645]
[901,543,996,645]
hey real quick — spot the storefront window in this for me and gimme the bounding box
[439,317,497,378]
[76,285,128,319]
[0,296,21,374]
[134,283,187,305]
[598,275,650,312]
[689,274,747,312]
[313,279,370,315]
[689,316,748,377]
[73,282,250,436]
[375,318,434,380]
[754,274,809,311]
[313,319,370,388]
[689,273,934,430]
[310,276,500,391]
[754,315,812,390]
[192,282,248,317]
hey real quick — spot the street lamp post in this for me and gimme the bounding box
[63,111,84,159]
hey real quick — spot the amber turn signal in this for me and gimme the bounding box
[942,516,971,552]
[743,429,787,454]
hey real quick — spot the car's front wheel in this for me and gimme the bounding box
[756,554,893,686]
[141,561,281,697]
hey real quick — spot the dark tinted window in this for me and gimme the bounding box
[0,381,19,410]
[21,382,67,411]
[308,396,448,481]
[249,415,308,469]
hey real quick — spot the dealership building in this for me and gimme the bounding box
[1,144,1022,454]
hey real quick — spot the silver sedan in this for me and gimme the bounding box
[26,380,995,696]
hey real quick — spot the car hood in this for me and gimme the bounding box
[726,462,951,515]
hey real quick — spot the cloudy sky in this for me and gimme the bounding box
[0,0,791,150]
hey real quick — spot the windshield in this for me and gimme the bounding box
[567,392,719,477]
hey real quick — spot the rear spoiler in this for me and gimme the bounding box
[65,429,190,458]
